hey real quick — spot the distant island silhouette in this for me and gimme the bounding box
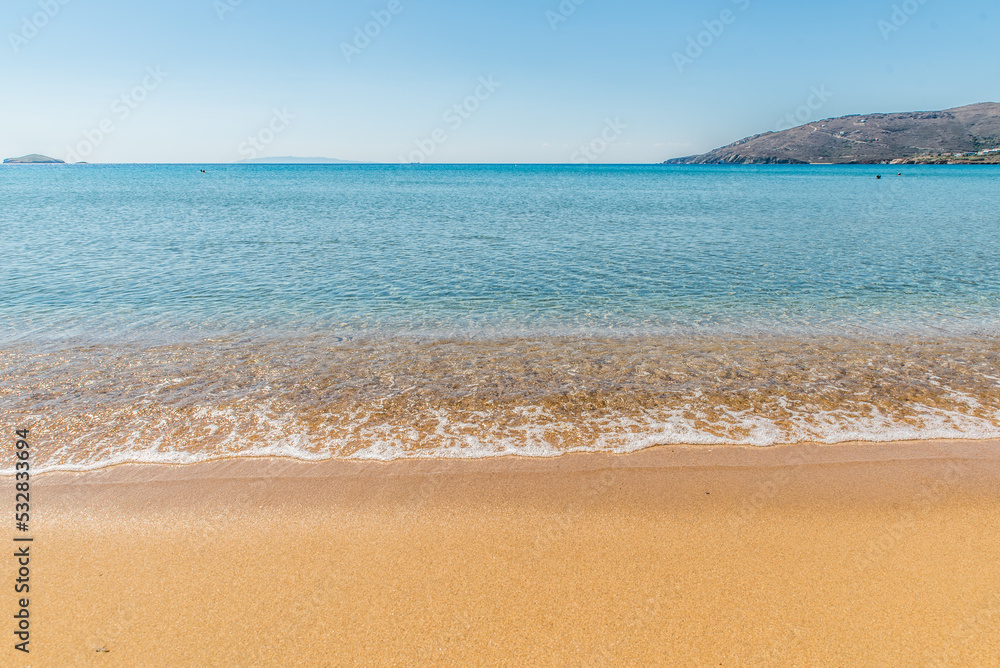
[3,154,65,164]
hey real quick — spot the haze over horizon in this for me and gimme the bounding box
[2,0,997,164]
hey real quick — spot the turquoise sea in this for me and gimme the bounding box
[2,164,1000,470]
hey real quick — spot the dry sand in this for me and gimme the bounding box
[10,440,1000,666]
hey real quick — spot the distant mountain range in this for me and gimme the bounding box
[665,103,1000,165]
[3,154,64,164]
[237,156,361,164]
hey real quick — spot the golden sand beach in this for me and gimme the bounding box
[15,440,1000,666]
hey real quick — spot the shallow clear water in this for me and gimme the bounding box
[2,164,1000,470]
[4,163,1000,339]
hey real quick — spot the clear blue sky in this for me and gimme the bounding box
[2,0,996,163]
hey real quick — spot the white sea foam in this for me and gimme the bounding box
[8,397,1000,475]
[6,333,1000,474]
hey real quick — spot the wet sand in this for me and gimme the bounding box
[15,440,1000,666]
[8,335,1000,467]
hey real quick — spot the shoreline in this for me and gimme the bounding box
[20,438,1000,665]
[9,333,1000,469]
[20,437,1000,482]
